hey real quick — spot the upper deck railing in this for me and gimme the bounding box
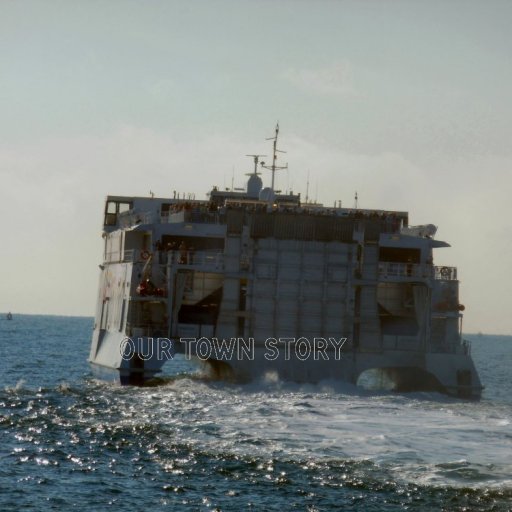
[162,210,222,224]
[120,249,224,270]
[110,204,408,233]
[118,211,154,228]
[116,209,224,228]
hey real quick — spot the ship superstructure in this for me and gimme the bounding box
[89,126,482,397]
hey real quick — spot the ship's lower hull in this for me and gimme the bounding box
[88,332,482,398]
[89,329,171,385]
[200,347,482,399]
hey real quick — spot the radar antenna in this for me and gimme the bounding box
[261,123,288,193]
[245,154,266,176]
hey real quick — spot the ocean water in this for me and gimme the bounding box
[0,315,511,511]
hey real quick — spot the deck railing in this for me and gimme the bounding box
[166,250,224,269]
[433,266,457,281]
[378,263,457,281]
[118,249,224,271]
[118,211,154,228]
[161,210,221,224]
[378,262,431,279]
[428,339,470,355]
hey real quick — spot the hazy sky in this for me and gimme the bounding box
[1,0,511,334]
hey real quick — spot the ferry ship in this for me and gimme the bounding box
[89,125,483,398]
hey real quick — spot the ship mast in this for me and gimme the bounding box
[261,123,288,193]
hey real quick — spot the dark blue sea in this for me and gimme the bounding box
[0,315,511,511]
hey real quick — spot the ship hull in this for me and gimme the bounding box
[89,332,483,398]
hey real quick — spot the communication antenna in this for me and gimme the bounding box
[354,191,358,209]
[305,170,310,204]
[261,123,288,193]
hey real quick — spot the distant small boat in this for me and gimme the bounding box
[6,312,12,320]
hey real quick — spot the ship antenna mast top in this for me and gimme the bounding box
[245,154,266,176]
[261,123,288,192]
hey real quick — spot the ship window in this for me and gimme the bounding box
[379,247,420,264]
[105,213,117,226]
[104,200,133,226]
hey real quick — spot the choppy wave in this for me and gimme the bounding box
[1,376,511,511]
